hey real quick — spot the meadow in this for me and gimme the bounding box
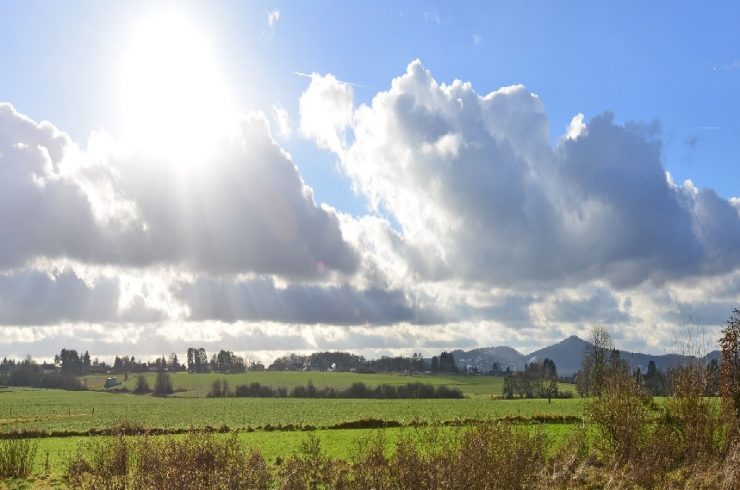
[1,367,737,488]
[79,371,560,398]
[0,384,582,434]
[0,373,583,485]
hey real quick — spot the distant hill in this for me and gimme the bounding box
[450,335,722,376]
[524,335,590,376]
[450,346,526,372]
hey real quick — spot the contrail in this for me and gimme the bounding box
[293,71,374,89]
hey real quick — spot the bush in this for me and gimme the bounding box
[67,432,272,489]
[153,371,173,396]
[0,437,37,479]
[585,366,652,463]
[229,381,463,399]
[67,434,130,489]
[664,362,722,460]
[132,375,150,394]
[278,434,337,489]
[348,423,547,490]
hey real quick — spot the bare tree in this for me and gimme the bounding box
[720,308,740,423]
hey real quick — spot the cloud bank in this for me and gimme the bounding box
[1,61,739,360]
[301,60,740,290]
[0,104,357,278]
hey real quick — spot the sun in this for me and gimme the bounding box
[118,12,233,167]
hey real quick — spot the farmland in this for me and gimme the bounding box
[0,378,581,434]
[1,365,738,489]
[0,372,584,486]
[79,371,560,398]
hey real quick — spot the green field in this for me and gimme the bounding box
[79,371,578,398]
[0,387,583,433]
[22,423,580,479]
[1,373,584,486]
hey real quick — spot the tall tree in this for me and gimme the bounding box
[705,359,721,397]
[578,326,614,397]
[543,358,558,403]
[720,308,740,421]
[153,356,173,396]
[186,348,195,372]
[197,348,208,373]
[56,349,83,376]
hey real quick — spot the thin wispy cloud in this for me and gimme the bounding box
[293,71,373,89]
[267,9,280,28]
[724,59,740,70]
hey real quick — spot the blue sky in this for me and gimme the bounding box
[0,1,738,360]
[2,1,739,210]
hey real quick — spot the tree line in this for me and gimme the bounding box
[575,330,725,398]
[502,358,565,401]
[0,357,84,390]
[207,380,464,399]
[266,351,427,373]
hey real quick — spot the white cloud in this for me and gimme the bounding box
[271,104,292,139]
[299,73,354,155]
[267,9,280,29]
[423,10,442,26]
[0,103,358,278]
[565,113,586,140]
[0,268,165,325]
[1,61,739,361]
[172,275,444,325]
[302,60,740,289]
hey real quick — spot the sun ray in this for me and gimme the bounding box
[117,12,233,168]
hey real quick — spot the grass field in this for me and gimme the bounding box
[22,423,581,479]
[79,371,577,398]
[0,373,584,486]
[0,387,583,433]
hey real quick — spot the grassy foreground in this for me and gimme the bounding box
[6,369,735,488]
[0,375,582,487]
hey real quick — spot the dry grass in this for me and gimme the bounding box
[67,432,271,489]
[0,437,37,479]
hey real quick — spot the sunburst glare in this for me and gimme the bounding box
[118,12,233,167]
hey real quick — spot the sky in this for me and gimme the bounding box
[0,1,739,362]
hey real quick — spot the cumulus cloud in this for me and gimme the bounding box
[271,104,292,139]
[2,62,739,361]
[173,276,443,325]
[539,287,631,325]
[0,103,357,278]
[299,73,354,154]
[0,104,112,270]
[0,268,164,325]
[301,60,740,289]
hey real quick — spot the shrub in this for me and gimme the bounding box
[585,365,652,463]
[66,432,272,489]
[208,379,223,398]
[664,362,722,460]
[0,437,37,479]
[354,422,547,490]
[132,433,270,489]
[720,308,740,425]
[153,370,173,396]
[278,434,336,489]
[231,381,463,399]
[132,375,150,394]
[67,434,130,489]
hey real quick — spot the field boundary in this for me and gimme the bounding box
[0,414,583,439]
